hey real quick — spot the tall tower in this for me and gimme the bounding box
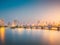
[11,19,18,27]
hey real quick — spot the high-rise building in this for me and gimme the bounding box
[0,19,4,26]
[11,20,18,27]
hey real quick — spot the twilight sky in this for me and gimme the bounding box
[0,0,60,24]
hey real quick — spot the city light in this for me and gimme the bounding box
[0,19,60,30]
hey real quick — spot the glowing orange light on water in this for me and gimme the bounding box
[0,27,5,44]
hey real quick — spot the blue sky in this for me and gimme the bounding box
[0,0,60,24]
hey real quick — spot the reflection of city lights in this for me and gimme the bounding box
[17,28,24,35]
[0,27,5,44]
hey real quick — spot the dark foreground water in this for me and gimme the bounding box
[0,27,60,45]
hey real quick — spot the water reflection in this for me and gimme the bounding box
[0,28,60,45]
[12,28,24,35]
[0,27,5,45]
[42,30,60,45]
[49,30,60,45]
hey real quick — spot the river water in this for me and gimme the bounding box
[0,27,60,45]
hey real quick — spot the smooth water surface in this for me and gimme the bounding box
[0,27,60,45]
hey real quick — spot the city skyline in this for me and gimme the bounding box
[0,19,60,26]
[0,1,60,45]
[0,0,60,24]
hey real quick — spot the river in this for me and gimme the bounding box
[0,27,60,45]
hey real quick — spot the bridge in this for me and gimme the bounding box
[0,25,60,31]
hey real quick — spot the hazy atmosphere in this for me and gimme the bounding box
[0,0,60,45]
[0,0,60,24]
